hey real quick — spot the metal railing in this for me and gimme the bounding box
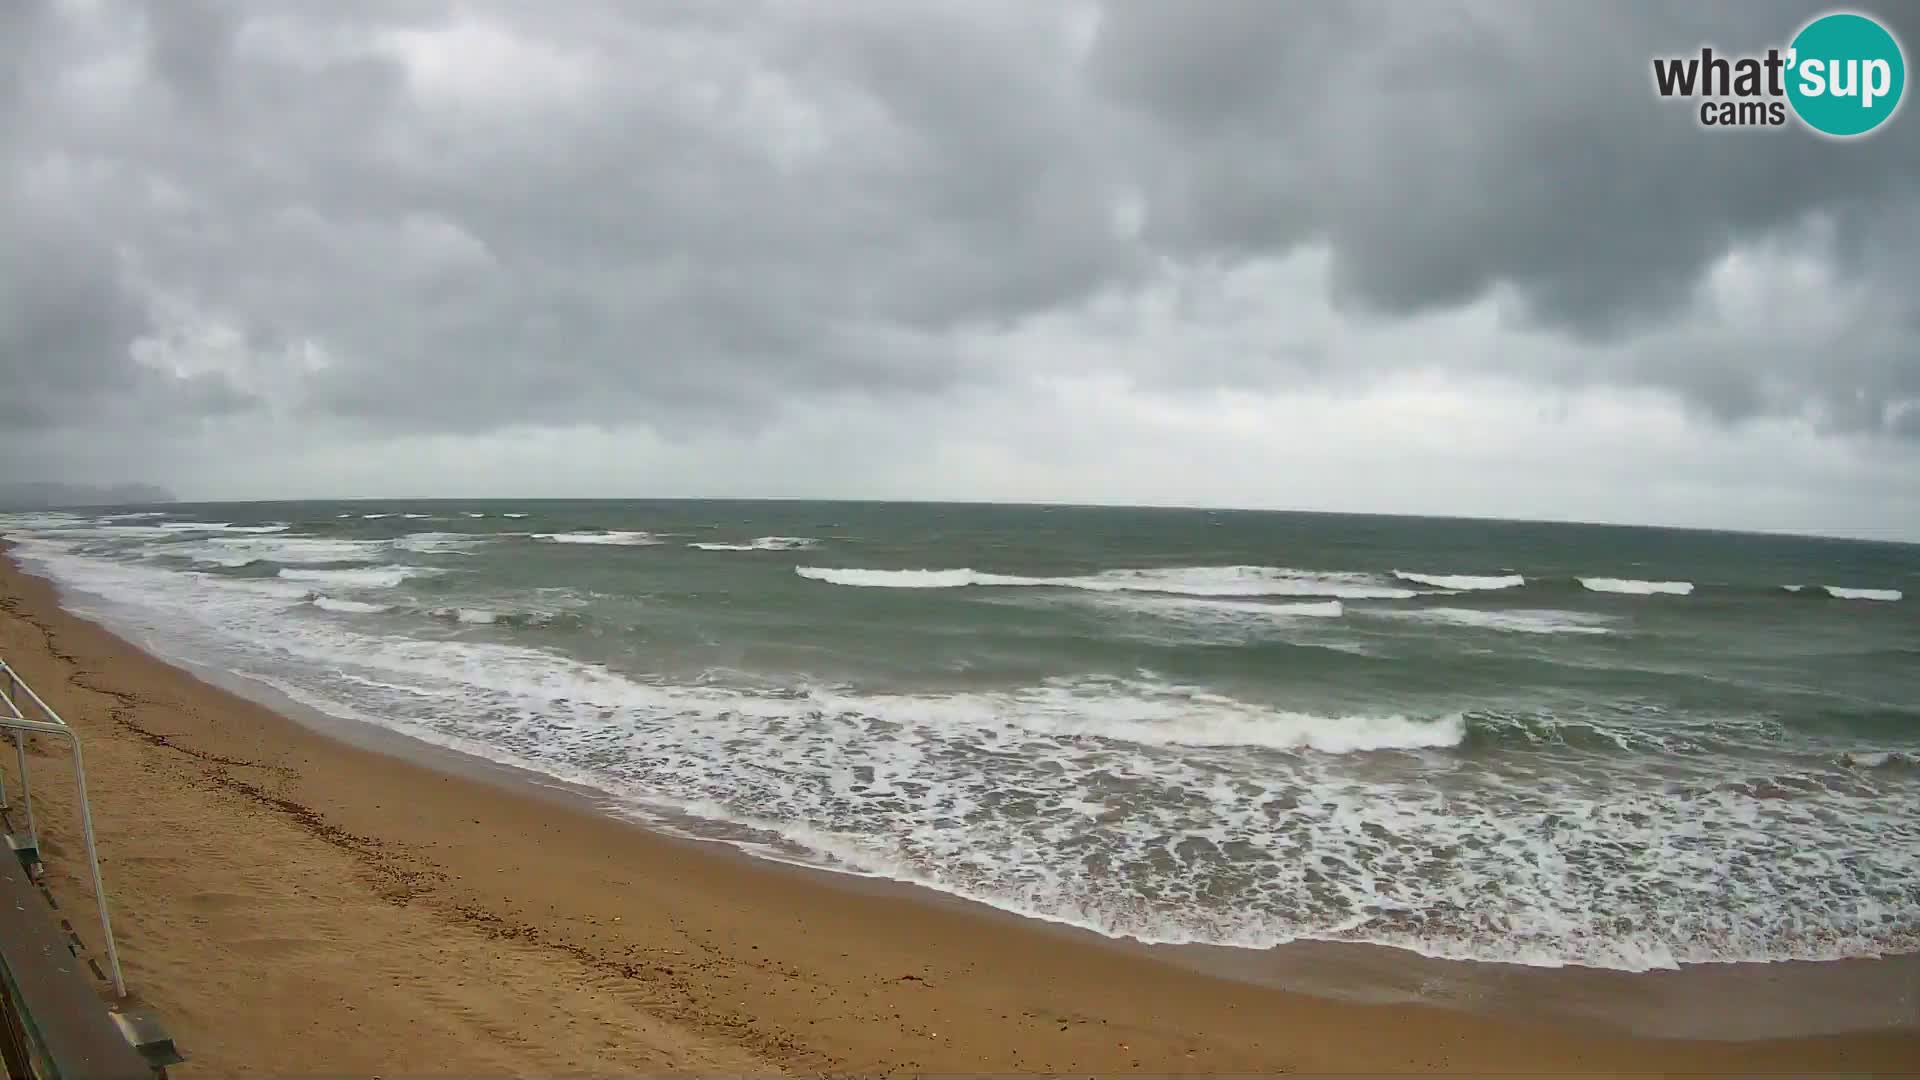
[0,657,126,999]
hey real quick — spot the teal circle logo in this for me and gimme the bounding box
[1787,12,1905,137]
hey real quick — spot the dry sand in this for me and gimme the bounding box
[2,549,1916,1075]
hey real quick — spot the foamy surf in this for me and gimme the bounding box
[689,536,818,551]
[1393,571,1525,590]
[278,565,439,589]
[1825,586,1902,602]
[5,505,1916,975]
[1579,577,1694,596]
[533,531,662,546]
[308,595,392,614]
[394,532,486,555]
[175,536,387,566]
[160,521,288,533]
[796,565,1417,599]
[1376,607,1613,635]
[883,679,1468,753]
[1844,751,1914,769]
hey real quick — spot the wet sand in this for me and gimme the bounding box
[2,548,1916,1074]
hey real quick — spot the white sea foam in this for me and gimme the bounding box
[885,681,1466,753]
[278,565,436,589]
[393,532,484,555]
[425,605,578,627]
[1393,571,1525,591]
[172,535,387,567]
[534,530,662,546]
[10,525,1916,974]
[402,513,432,519]
[159,520,283,532]
[1099,594,1346,623]
[309,596,391,614]
[465,512,486,519]
[360,513,393,519]
[1377,607,1613,635]
[503,513,528,518]
[796,565,1417,599]
[1579,577,1694,596]
[1824,586,1902,602]
[1179,597,1344,619]
[690,536,818,552]
[72,524,179,540]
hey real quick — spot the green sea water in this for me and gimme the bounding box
[5,500,1916,970]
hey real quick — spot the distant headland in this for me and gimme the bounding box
[0,482,176,509]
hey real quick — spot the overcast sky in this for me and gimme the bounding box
[3,1,1917,539]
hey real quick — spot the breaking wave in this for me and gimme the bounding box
[172,536,387,567]
[1375,607,1614,635]
[1579,577,1695,596]
[307,595,392,614]
[1844,750,1915,770]
[425,606,582,629]
[795,565,1417,599]
[8,511,1918,974]
[159,521,289,533]
[689,536,818,552]
[278,565,439,589]
[533,531,663,546]
[1826,586,1902,602]
[1393,571,1525,591]
[393,532,486,555]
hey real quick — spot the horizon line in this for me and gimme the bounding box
[24,493,1918,548]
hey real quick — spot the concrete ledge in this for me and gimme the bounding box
[0,852,152,1080]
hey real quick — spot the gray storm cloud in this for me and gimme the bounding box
[1,0,1916,498]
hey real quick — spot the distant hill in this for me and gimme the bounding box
[0,482,176,510]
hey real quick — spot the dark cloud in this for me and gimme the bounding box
[1,0,1917,497]
[1090,1,1920,434]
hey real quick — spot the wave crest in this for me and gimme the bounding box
[1393,571,1525,591]
[796,565,1416,599]
[278,565,437,589]
[690,536,817,552]
[1380,607,1612,635]
[1825,586,1902,602]
[307,595,391,614]
[533,530,662,546]
[160,521,289,533]
[1579,577,1694,596]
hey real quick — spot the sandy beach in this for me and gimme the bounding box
[2,549,1917,1075]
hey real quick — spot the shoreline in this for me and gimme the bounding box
[3,548,1917,1073]
[87,598,1920,1043]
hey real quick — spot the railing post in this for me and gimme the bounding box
[10,733,32,851]
[66,738,124,999]
[0,667,12,809]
